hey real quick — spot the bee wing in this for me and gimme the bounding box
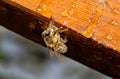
[47,47,54,59]
[54,52,66,63]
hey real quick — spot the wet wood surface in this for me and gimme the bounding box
[0,0,120,78]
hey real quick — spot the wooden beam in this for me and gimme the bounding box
[0,0,120,78]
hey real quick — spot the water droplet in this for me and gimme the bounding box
[99,0,104,3]
[37,8,42,11]
[106,35,112,40]
[96,4,103,11]
[88,20,91,22]
[63,21,68,25]
[36,4,52,18]
[68,9,74,15]
[82,25,97,38]
[71,5,75,8]
[76,4,79,7]
[113,8,119,14]
[37,4,47,11]
[112,20,117,26]
[82,31,93,38]
[42,4,47,10]
[61,11,69,17]
[82,3,103,38]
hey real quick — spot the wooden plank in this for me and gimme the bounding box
[0,0,120,78]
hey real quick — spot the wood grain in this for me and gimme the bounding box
[0,0,120,78]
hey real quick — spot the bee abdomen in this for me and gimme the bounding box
[54,42,67,53]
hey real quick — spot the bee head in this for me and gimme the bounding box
[42,30,50,38]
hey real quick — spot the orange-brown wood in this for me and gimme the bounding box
[4,0,120,52]
[1,0,120,78]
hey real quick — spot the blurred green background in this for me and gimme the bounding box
[0,26,112,79]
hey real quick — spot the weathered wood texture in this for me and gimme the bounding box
[0,0,120,78]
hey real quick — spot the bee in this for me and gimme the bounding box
[42,21,68,63]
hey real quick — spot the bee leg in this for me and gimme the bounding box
[49,21,53,27]
[58,28,68,33]
[60,37,67,43]
[61,28,68,32]
[39,21,49,30]
[54,52,66,63]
